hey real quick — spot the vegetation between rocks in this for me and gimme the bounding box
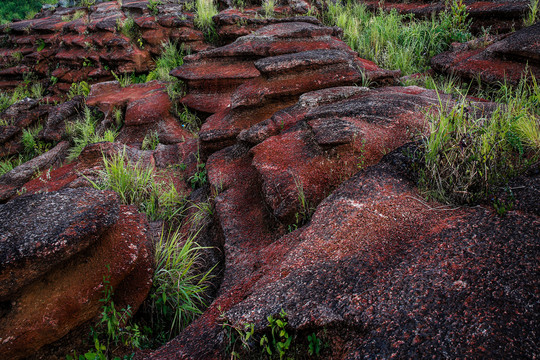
[323,0,471,75]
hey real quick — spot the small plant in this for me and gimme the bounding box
[67,81,91,99]
[175,104,201,133]
[147,0,163,15]
[112,107,123,128]
[87,148,185,221]
[308,333,322,356]
[80,0,96,8]
[147,41,188,83]
[21,124,51,157]
[0,155,24,176]
[117,16,137,39]
[112,71,132,88]
[260,309,292,359]
[194,0,218,31]
[66,106,117,161]
[188,148,207,189]
[141,130,160,150]
[524,0,539,26]
[11,51,23,63]
[262,0,275,17]
[149,227,213,338]
[288,176,314,232]
[36,38,45,52]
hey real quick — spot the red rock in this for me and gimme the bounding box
[0,190,152,360]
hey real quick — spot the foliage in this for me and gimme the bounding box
[65,106,117,161]
[420,77,540,204]
[0,0,57,24]
[323,0,471,75]
[188,147,207,189]
[175,104,201,133]
[194,0,218,32]
[111,71,132,88]
[148,227,213,340]
[141,130,160,150]
[288,176,315,232]
[87,148,185,222]
[21,124,51,157]
[262,0,275,17]
[67,81,91,99]
[524,0,539,26]
[221,309,326,359]
[0,155,25,176]
[147,41,188,82]
[147,0,163,16]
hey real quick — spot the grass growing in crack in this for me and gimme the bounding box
[88,148,185,222]
[147,41,189,83]
[21,124,51,157]
[524,0,539,26]
[421,77,540,204]
[323,0,471,75]
[263,0,275,17]
[65,106,117,161]
[149,227,213,340]
[194,0,218,40]
[288,176,315,232]
[67,81,90,100]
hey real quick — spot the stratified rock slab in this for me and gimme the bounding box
[0,187,119,299]
[0,189,153,360]
[432,22,540,85]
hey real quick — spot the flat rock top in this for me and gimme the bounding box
[0,188,119,298]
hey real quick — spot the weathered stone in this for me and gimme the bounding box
[0,188,119,300]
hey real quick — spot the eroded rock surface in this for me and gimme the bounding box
[432,22,540,85]
[0,188,153,360]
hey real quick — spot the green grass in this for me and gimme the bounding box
[65,106,117,161]
[87,148,185,222]
[323,0,471,75]
[524,0,539,26]
[147,41,188,83]
[0,0,58,24]
[149,227,213,340]
[194,0,218,31]
[420,76,540,204]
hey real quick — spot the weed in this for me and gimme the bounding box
[112,71,132,88]
[149,227,213,339]
[36,38,45,52]
[0,155,24,176]
[67,81,90,99]
[175,104,201,133]
[87,148,185,221]
[421,81,540,204]
[308,333,322,356]
[117,16,138,40]
[188,147,207,189]
[21,124,51,157]
[113,107,123,128]
[263,0,275,17]
[147,41,188,83]
[147,0,163,15]
[194,0,218,32]
[288,176,314,232]
[11,51,23,63]
[81,0,96,8]
[66,106,117,161]
[524,0,539,26]
[142,130,160,150]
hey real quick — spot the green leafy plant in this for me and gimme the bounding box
[111,71,132,88]
[147,0,163,15]
[524,0,539,26]
[67,81,91,99]
[288,176,314,232]
[262,0,275,17]
[260,309,292,359]
[188,148,207,189]
[87,148,185,221]
[307,333,321,357]
[194,0,218,32]
[117,16,138,40]
[141,130,160,150]
[147,41,188,82]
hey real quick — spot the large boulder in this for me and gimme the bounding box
[0,188,153,359]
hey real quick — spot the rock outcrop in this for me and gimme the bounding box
[0,188,153,360]
[432,21,540,85]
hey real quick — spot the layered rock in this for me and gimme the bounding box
[432,22,540,85]
[172,21,400,152]
[359,0,530,33]
[0,188,153,360]
[0,0,208,96]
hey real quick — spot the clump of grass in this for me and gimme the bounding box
[262,0,275,17]
[88,148,184,221]
[524,0,539,26]
[421,77,540,204]
[149,227,213,339]
[117,16,138,39]
[175,104,201,133]
[194,0,218,31]
[147,41,188,82]
[0,155,24,176]
[67,81,90,100]
[142,130,160,150]
[324,0,471,75]
[111,71,133,88]
[66,106,117,161]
